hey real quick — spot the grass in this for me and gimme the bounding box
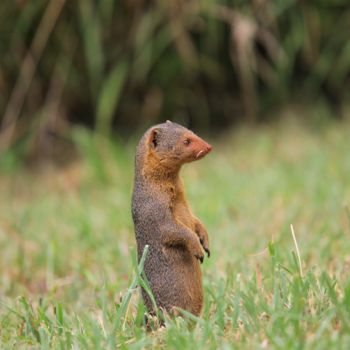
[1,116,350,349]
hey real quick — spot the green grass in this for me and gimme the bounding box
[1,118,350,349]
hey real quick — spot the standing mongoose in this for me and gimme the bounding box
[132,121,212,317]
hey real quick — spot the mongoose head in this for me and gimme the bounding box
[145,121,212,170]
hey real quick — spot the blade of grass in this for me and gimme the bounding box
[290,224,303,278]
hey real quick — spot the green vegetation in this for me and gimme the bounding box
[1,0,350,153]
[2,1,350,347]
[1,117,350,349]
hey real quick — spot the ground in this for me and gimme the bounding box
[1,117,350,349]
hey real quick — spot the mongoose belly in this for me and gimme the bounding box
[140,243,203,316]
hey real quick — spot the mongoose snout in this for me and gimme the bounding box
[196,143,212,159]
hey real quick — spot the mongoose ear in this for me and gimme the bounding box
[149,128,160,149]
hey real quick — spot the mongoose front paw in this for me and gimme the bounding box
[191,240,205,263]
[199,237,210,258]
[204,247,211,258]
[194,252,204,264]
[195,222,210,258]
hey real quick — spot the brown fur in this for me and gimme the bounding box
[132,121,212,317]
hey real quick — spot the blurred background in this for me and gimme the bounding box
[1,0,350,162]
[1,2,350,346]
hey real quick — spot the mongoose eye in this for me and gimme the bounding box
[183,139,191,146]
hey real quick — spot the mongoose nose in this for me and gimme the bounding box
[206,144,212,153]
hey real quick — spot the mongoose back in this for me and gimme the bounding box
[132,121,212,317]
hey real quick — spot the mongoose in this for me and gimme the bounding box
[132,121,212,317]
